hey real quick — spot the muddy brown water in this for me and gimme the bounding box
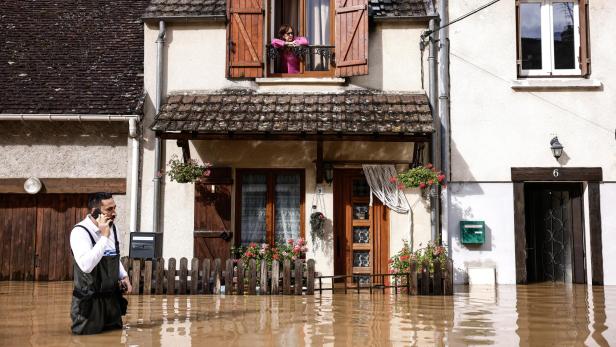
[0,282,615,346]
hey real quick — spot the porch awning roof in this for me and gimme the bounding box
[151,89,434,140]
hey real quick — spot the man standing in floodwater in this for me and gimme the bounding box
[69,192,132,334]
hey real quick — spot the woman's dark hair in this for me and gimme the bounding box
[88,192,113,209]
[278,24,294,39]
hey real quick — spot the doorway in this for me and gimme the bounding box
[524,183,585,283]
[333,169,389,285]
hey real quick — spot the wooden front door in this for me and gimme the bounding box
[334,169,389,285]
[0,193,89,281]
[194,183,232,265]
[524,183,585,283]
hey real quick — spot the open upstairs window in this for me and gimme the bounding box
[226,0,369,79]
[517,0,590,77]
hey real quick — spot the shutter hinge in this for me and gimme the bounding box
[516,59,522,65]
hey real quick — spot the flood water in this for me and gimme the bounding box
[0,282,615,346]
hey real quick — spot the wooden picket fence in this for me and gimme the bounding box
[316,258,454,296]
[121,257,316,295]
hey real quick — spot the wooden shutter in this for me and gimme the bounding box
[335,0,369,77]
[227,0,264,78]
[579,0,591,76]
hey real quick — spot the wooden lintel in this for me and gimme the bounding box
[511,167,603,182]
[0,178,126,194]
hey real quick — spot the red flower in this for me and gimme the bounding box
[397,183,405,190]
[437,174,445,182]
[388,258,394,264]
[272,254,280,260]
[400,255,410,261]
[419,183,426,189]
[425,163,433,169]
[249,242,257,248]
[389,176,398,183]
[428,180,434,185]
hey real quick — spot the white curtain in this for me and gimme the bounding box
[274,174,301,243]
[241,174,267,245]
[306,0,330,70]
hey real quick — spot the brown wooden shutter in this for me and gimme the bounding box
[226,0,264,78]
[579,0,591,76]
[335,0,369,77]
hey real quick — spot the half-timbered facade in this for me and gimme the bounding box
[141,0,437,278]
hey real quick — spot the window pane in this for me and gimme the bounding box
[305,0,332,71]
[241,174,267,245]
[553,2,576,69]
[520,3,543,70]
[274,173,301,244]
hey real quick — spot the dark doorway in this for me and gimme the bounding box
[524,183,585,283]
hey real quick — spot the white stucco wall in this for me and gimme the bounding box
[601,183,616,285]
[351,22,428,92]
[447,182,517,284]
[449,1,616,181]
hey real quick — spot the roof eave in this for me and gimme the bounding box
[141,15,226,23]
[372,15,438,23]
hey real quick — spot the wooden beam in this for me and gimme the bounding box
[588,182,604,285]
[176,139,191,163]
[157,131,432,143]
[511,167,602,182]
[316,140,324,184]
[513,182,527,284]
[0,178,126,194]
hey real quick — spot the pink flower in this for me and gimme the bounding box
[388,258,394,264]
[272,253,280,260]
[261,243,269,250]
[287,239,294,245]
[425,163,433,169]
[437,174,445,183]
[428,180,434,185]
[397,183,405,190]
[301,246,308,253]
[389,176,398,183]
[249,242,257,248]
[419,182,426,189]
[297,238,305,246]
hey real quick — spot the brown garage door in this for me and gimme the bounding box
[0,194,88,281]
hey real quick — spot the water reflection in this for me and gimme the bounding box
[1,282,615,346]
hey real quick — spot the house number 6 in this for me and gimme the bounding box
[553,169,559,178]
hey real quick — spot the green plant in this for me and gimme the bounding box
[392,163,446,191]
[163,155,211,183]
[388,241,448,276]
[309,211,326,248]
[233,238,308,269]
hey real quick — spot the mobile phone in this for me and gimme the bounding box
[92,208,113,227]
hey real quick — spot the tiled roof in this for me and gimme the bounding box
[142,0,432,21]
[143,0,226,20]
[0,1,149,115]
[370,0,433,18]
[151,89,433,135]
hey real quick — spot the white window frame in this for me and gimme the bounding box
[519,0,581,77]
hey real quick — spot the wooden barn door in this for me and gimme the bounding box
[0,194,88,281]
[194,168,233,265]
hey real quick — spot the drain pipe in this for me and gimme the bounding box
[152,20,166,234]
[438,0,451,251]
[128,118,140,233]
[427,17,441,243]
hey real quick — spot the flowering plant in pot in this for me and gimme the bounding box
[163,155,212,183]
[233,238,309,269]
[391,163,446,199]
[388,241,448,288]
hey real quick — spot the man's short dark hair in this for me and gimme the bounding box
[88,192,113,210]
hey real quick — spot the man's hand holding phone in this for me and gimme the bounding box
[92,208,111,238]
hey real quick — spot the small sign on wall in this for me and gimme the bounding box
[460,221,485,245]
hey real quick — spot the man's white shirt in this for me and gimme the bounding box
[69,216,128,279]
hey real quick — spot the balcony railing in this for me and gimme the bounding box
[266,44,335,74]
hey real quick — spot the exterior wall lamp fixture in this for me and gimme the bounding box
[24,177,42,194]
[550,136,564,160]
[323,162,334,184]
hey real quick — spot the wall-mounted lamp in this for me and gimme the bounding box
[323,162,334,184]
[24,177,42,194]
[209,184,216,194]
[550,136,564,160]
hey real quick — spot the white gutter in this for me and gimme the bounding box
[1,112,142,234]
[0,114,137,121]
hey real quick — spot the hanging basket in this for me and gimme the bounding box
[310,211,326,242]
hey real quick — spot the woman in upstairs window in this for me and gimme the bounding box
[271,24,308,74]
